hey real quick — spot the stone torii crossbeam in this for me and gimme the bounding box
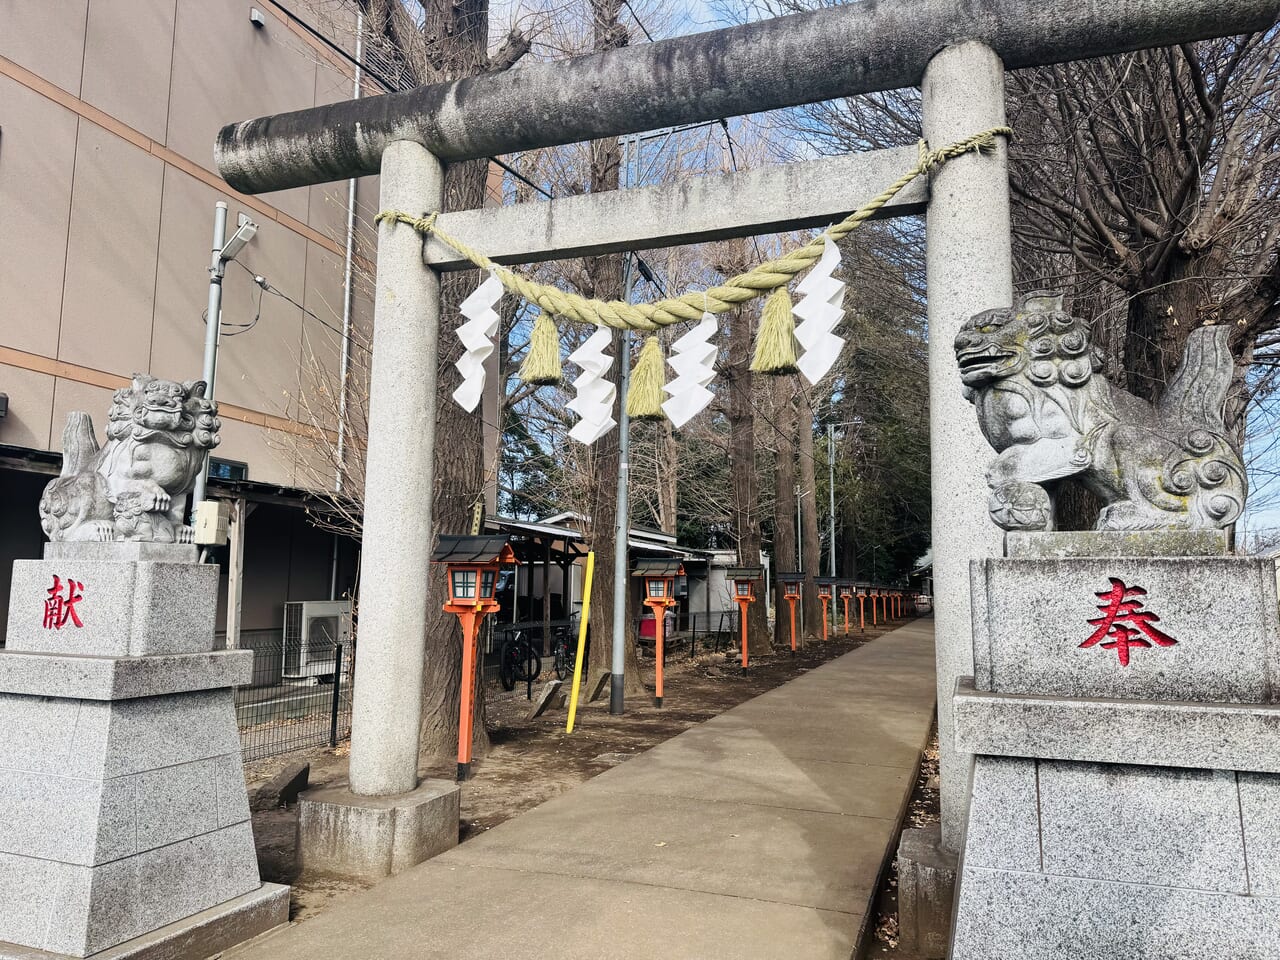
[215,0,1279,882]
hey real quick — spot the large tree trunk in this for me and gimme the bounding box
[414,0,511,763]
[797,391,823,637]
[726,299,772,656]
[771,379,799,650]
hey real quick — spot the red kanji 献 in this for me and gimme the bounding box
[1080,577,1176,667]
[42,575,85,630]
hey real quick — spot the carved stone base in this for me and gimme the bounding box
[954,532,1280,958]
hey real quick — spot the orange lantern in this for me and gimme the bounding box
[778,573,804,656]
[855,582,870,632]
[434,535,518,782]
[838,581,854,636]
[728,566,763,668]
[634,559,682,707]
[815,577,837,642]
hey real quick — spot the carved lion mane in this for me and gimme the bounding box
[955,291,1246,532]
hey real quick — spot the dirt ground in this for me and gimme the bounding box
[858,728,942,960]
[243,622,905,922]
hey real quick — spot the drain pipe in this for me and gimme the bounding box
[331,11,363,601]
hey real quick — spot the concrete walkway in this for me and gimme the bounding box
[227,620,937,960]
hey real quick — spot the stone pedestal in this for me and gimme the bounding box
[951,532,1280,959]
[297,779,460,880]
[0,543,288,958]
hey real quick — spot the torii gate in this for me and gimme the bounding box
[216,0,1278,872]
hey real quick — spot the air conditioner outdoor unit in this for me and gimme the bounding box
[282,600,351,681]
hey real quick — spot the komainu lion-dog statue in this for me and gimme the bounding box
[955,291,1246,532]
[39,375,220,543]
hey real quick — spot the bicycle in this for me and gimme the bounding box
[498,631,542,691]
[552,627,575,681]
[553,613,590,680]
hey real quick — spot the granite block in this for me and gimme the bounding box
[1037,760,1246,893]
[0,650,251,701]
[133,759,218,851]
[0,771,92,866]
[44,542,198,563]
[0,882,290,960]
[1238,772,1280,896]
[951,866,1280,960]
[298,779,460,879]
[6,559,217,657]
[212,754,252,828]
[0,697,108,778]
[128,824,261,941]
[970,556,1280,702]
[953,678,1280,773]
[1005,529,1229,559]
[51,823,262,956]
[101,690,241,779]
[6,855,98,956]
[960,756,1041,872]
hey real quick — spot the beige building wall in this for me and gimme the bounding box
[0,0,378,488]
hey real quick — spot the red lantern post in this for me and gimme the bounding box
[634,559,682,707]
[728,567,763,669]
[777,573,803,657]
[839,582,854,636]
[815,577,836,642]
[434,535,518,782]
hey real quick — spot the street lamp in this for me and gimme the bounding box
[434,534,517,781]
[192,201,259,512]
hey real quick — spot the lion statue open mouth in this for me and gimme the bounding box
[955,291,1245,532]
[39,375,220,544]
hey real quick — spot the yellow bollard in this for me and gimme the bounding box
[566,552,595,733]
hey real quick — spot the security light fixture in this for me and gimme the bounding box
[249,7,265,27]
[220,217,259,262]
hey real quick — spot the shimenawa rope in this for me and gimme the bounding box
[374,127,1012,334]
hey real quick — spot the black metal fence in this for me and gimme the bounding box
[229,630,354,761]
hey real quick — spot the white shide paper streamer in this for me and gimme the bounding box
[793,236,847,386]
[451,272,504,412]
[661,312,718,428]
[567,327,618,444]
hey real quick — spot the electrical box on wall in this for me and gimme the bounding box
[194,500,231,546]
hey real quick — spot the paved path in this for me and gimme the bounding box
[227,619,937,960]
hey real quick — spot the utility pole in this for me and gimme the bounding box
[192,202,258,512]
[610,255,636,715]
[609,133,640,716]
[828,422,837,632]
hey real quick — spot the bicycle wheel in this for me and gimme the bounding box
[515,644,542,683]
[499,639,519,691]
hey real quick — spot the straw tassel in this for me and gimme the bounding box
[750,286,800,375]
[519,311,564,385]
[626,336,667,421]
